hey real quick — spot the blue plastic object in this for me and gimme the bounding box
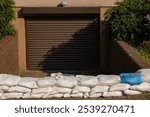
[120,73,143,85]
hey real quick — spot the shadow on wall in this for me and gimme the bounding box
[107,40,150,74]
[38,16,100,75]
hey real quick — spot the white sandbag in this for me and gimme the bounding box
[22,93,44,99]
[140,74,150,83]
[137,69,150,74]
[83,93,90,98]
[55,76,77,88]
[37,77,56,87]
[109,83,130,91]
[0,93,3,97]
[76,75,98,87]
[32,87,52,94]
[90,86,109,95]
[103,91,122,97]
[97,75,120,86]
[50,72,63,79]
[44,94,64,98]
[71,93,83,98]
[1,93,23,99]
[8,86,31,93]
[63,93,71,98]
[51,87,72,94]
[72,86,90,94]
[130,82,150,92]
[89,93,102,98]
[0,74,20,86]
[123,90,142,95]
[0,86,9,93]
[137,69,150,82]
[18,77,39,89]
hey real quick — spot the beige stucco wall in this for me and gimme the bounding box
[14,8,27,71]
[14,0,118,7]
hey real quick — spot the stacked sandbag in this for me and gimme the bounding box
[97,75,120,86]
[18,77,39,89]
[130,82,150,92]
[76,75,98,87]
[0,69,150,99]
[55,75,77,88]
[137,69,150,83]
[0,74,22,99]
[123,90,142,96]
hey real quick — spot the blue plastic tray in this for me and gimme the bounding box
[120,73,143,85]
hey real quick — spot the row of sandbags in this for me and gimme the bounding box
[0,69,150,99]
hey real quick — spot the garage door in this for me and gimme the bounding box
[25,13,100,72]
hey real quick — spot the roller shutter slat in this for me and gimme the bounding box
[26,15,100,71]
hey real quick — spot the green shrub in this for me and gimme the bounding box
[105,0,150,46]
[0,0,16,40]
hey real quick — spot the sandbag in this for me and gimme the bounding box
[71,93,83,98]
[83,93,89,98]
[137,69,150,83]
[1,93,23,99]
[55,76,77,88]
[0,74,20,86]
[97,75,120,86]
[63,93,71,98]
[72,86,90,94]
[0,86,9,93]
[89,93,102,98]
[130,82,150,92]
[120,73,143,85]
[0,93,3,97]
[51,87,72,94]
[76,75,98,87]
[50,72,63,80]
[123,90,141,95]
[8,86,31,93]
[44,94,63,98]
[140,74,150,83]
[32,87,52,94]
[37,77,56,87]
[137,69,150,74]
[103,91,122,97]
[109,83,130,91]
[22,93,44,99]
[90,86,109,95]
[18,77,39,89]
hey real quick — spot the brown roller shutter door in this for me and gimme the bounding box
[26,14,100,72]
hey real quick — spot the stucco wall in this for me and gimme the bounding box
[14,8,27,71]
[14,0,118,7]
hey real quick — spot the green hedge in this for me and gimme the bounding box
[105,0,150,46]
[0,0,16,40]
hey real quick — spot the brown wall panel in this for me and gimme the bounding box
[0,36,19,74]
[107,41,150,74]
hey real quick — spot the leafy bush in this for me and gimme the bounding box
[0,0,16,40]
[105,0,150,46]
